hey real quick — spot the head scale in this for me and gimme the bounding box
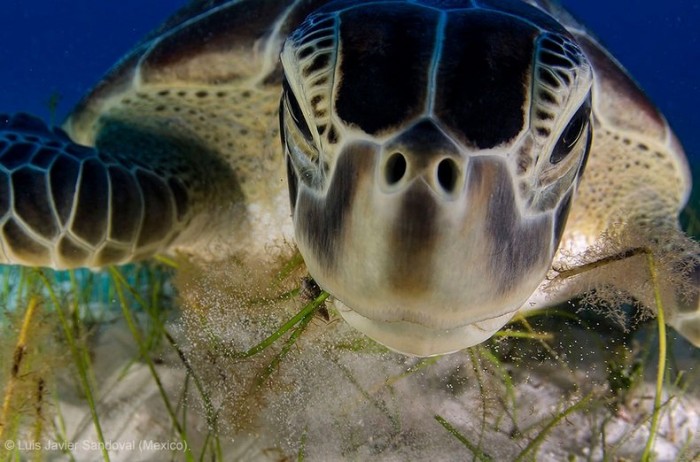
[280,0,593,356]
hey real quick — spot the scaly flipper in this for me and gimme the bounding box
[669,256,700,345]
[0,113,236,268]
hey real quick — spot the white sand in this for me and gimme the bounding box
[41,312,699,462]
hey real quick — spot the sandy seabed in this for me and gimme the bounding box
[44,310,699,462]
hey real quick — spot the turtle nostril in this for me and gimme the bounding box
[385,152,407,185]
[437,158,459,193]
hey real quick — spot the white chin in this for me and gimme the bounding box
[335,300,516,357]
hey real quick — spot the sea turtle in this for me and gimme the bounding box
[0,0,697,356]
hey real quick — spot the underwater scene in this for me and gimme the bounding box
[0,0,698,460]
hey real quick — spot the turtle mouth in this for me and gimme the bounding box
[334,299,516,357]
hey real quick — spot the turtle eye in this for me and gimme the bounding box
[283,80,314,141]
[550,98,591,164]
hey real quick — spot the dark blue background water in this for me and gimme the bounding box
[1,1,698,175]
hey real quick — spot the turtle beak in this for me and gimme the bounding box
[293,120,557,355]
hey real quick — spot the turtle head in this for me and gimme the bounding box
[280,1,593,356]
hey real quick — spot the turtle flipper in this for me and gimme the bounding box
[0,113,234,269]
[669,259,700,347]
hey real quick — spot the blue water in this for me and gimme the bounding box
[0,0,698,169]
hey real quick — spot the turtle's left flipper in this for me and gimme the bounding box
[0,113,235,269]
[543,241,700,348]
[669,257,700,346]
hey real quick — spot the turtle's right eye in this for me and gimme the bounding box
[283,80,313,141]
[550,96,591,164]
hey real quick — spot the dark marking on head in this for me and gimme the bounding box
[298,45,315,60]
[312,75,329,86]
[296,142,375,270]
[539,68,561,88]
[327,124,339,144]
[536,127,550,137]
[435,11,536,148]
[301,20,335,39]
[536,109,554,120]
[516,136,534,174]
[538,89,557,105]
[540,37,565,54]
[387,119,459,161]
[108,166,144,244]
[388,184,437,292]
[12,167,59,239]
[555,69,571,85]
[468,159,551,293]
[539,50,572,68]
[73,159,109,246]
[303,53,330,77]
[335,4,438,134]
[316,38,335,49]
